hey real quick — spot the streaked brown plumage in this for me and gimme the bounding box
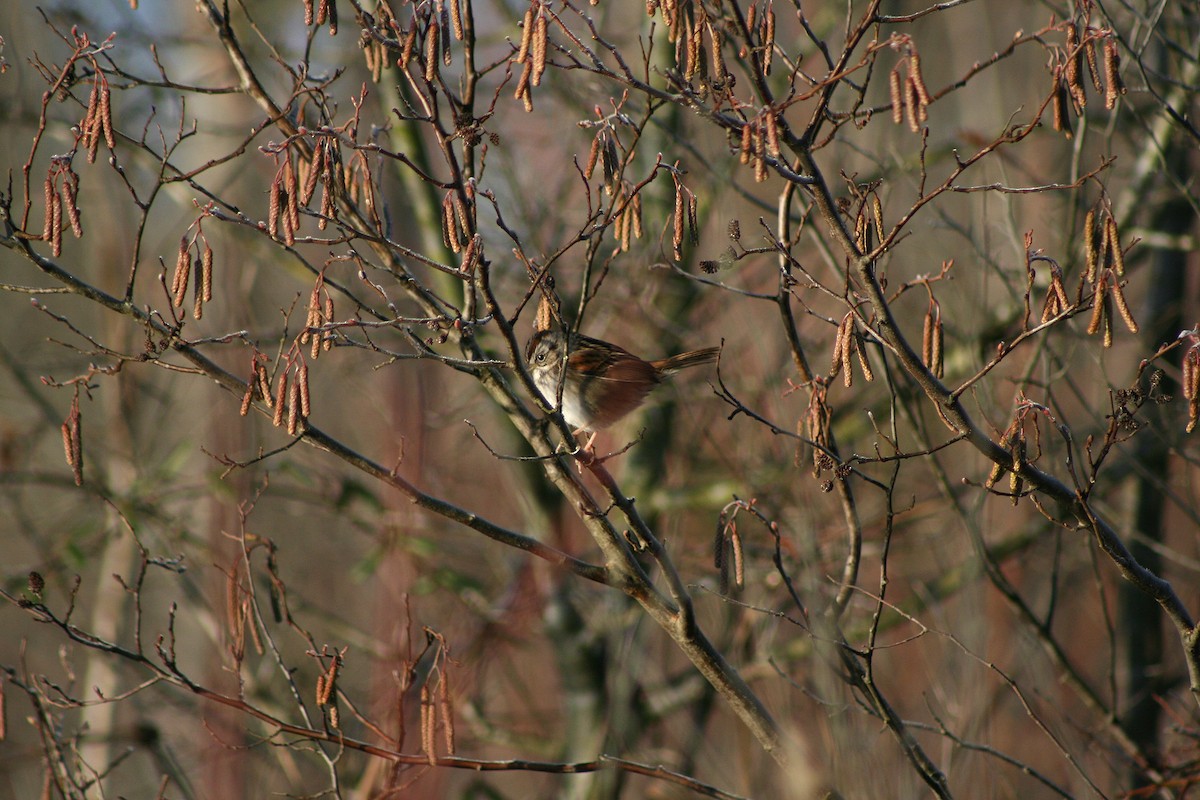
[525,329,719,432]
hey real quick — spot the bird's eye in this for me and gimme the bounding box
[535,351,546,363]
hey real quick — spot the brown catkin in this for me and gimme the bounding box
[616,204,630,251]
[831,315,847,377]
[986,426,1012,489]
[192,279,204,320]
[931,315,943,378]
[202,243,214,301]
[631,192,643,238]
[318,172,335,230]
[239,379,254,416]
[283,155,297,231]
[662,0,677,31]
[301,309,314,348]
[584,133,601,179]
[285,156,300,238]
[1102,297,1114,347]
[363,33,379,80]
[517,7,534,63]
[83,80,102,162]
[62,191,81,241]
[1010,437,1024,505]
[172,237,190,307]
[298,359,311,417]
[1052,271,1070,310]
[287,374,300,434]
[268,175,281,240]
[687,191,699,246]
[602,132,618,188]
[1052,79,1072,138]
[1099,208,1113,271]
[909,52,932,108]
[905,76,921,132]
[61,420,75,468]
[731,530,744,588]
[841,321,855,388]
[442,194,459,251]
[1106,216,1125,275]
[1109,277,1138,333]
[421,684,436,762]
[1185,348,1200,401]
[515,60,533,111]
[1043,282,1063,322]
[709,22,726,81]
[683,15,699,79]
[532,11,547,85]
[762,8,774,76]
[256,363,273,405]
[43,175,55,244]
[672,184,685,259]
[452,194,471,239]
[83,79,100,144]
[438,674,455,754]
[302,289,319,345]
[323,296,334,350]
[49,190,62,257]
[764,111,780,157]
[99,80,115,150]
[64,421,82,485]
[86,116,101,163]
[273,372,288,427]
[450,0,463,40]
[1084,34,1101,91]
[63,178,83,238]
[302,140,324,206]
[280,200,294,246]
[922,304,934,367]
[1086,274,1107,335]
[856,333,874,382]
[440,7,451,65]
[360,161,380,226]
[461,233,481,273]
[1084,208,1099,283]
[889,66,904,124]
[425,21,439,82]
[401,24,417,67]
[739,121,753,164]
[853,211,867,252]
[1066,25,1086,110]
[191,253,207,315]
[1186,353,1196,402]
[69,407,82,484]
[1103,37,1124,109]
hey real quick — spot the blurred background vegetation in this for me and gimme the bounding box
[0,0,1197,797]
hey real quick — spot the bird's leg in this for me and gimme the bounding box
[571,428,599,471]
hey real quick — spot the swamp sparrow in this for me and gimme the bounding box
[525,329,720,434]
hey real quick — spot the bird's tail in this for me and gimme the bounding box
[652,346,720,375]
